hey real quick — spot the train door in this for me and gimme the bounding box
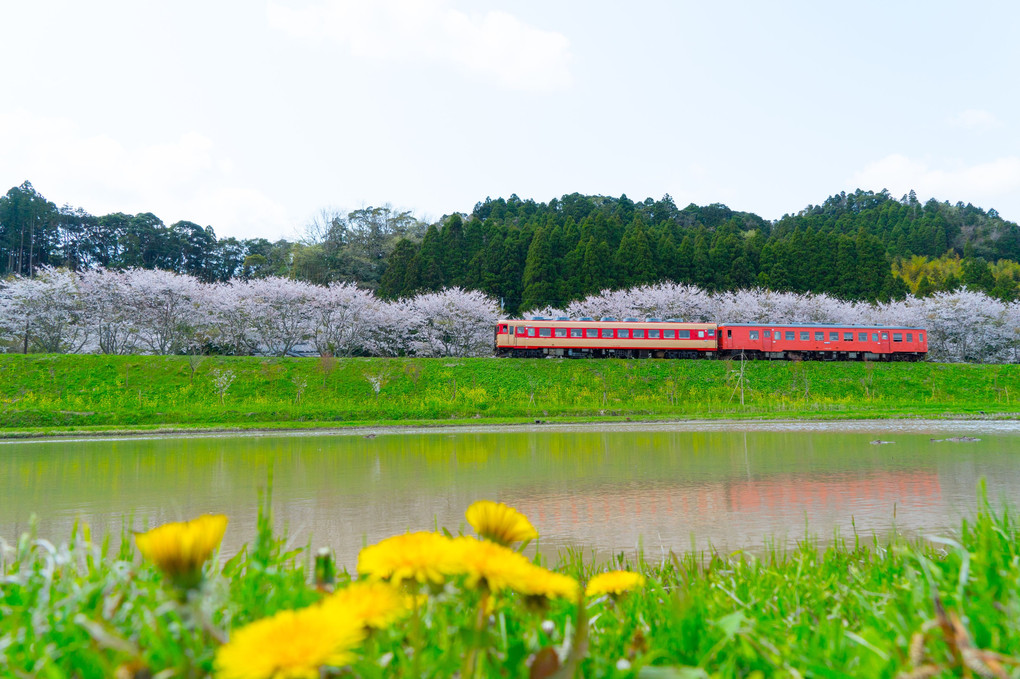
[879,330,890,355]
[762,328,773,351]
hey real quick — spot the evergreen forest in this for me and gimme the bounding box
[4,181,1020,314]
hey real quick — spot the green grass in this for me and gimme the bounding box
[1,354,1019,435]
[2,487,1018,678]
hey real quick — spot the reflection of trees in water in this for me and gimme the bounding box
[3,429,1020,566]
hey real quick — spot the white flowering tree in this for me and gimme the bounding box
[363,299,411,357]
[919,288,1010,363]
[122,269,207,355]
[565,283,715,321]
[78,268,140,354]
[405,287,500,357]
[204,280,259,355]
[243,277,318,356]
[0,267,90,353]
[312,282,378,357]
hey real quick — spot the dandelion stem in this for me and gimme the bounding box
[463,588,491,679]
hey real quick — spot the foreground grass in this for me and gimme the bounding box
[2,490,1019,678]
[1,355,1019,435]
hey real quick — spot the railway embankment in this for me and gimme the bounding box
[1,354,1017,436]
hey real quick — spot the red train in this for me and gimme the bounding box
[495,318,928,361]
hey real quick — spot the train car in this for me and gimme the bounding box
[717,323,928,361]
[495,317,718,358]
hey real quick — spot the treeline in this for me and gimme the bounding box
[380,190,1020,311]
[5,182,1020,313]
[0,182,426,285]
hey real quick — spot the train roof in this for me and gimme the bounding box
[717,323,926,330]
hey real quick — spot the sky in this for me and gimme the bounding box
[1,1,1019,241]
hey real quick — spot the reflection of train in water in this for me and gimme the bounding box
[506,470,943,549]
[495,318,928,361]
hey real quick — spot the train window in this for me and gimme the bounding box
[799,331,809,340]
[539,328,551,338]
[516,326,526,336]
[664,329,676,339]
[555,328,567,338]
[585,328,598,338]
[872,333,879,341]
[601,329,614,339]
[784,331,795,340]
[528,328,536,337]
[649,329,661,339]
[858,332,867,342]
[844,332,853,341]
[707,329,716,337]
[881,332,889,340]
[678,330,690,339]
[697,331,705,338]
[919,333,924,342]
[498,324,506,334]
[619,329,631,339]
[727,329,732,338]
[893,333,903,342]
[829,332,838,341]
[749,330,759,340]
[815,331,824,341]
[906,333,913,342]
[570,328,582,338]
[764,330,771,337]
[633,329,646,339]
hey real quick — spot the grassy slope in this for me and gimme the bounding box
[1,354,1018,434]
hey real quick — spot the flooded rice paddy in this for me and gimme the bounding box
[2,420,1019,568]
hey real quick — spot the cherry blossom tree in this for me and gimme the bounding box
[204,280,259,355]
[918,288,1010,363]
[121,268,207,355]
[362,298,410,357]
[312,282,379,357]
[78,268,140,354]
[405,287,500,357]
[242,277,318,356]
[566,283,714,322]
[0,267,89,353]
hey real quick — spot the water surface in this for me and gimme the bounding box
[2,421,1018,568]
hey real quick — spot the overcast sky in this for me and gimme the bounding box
[2,1,1018,240]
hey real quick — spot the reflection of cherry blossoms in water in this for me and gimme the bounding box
[3,423,1019,568]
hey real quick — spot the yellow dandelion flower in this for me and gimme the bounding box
[450,536,535,592]
[321,580,409,630]
[134,514,228,588]
[216,605,365,679]
[515,565,581,601]
[585,570,646,598]
[465,500,538,546]
[357,532,460,585]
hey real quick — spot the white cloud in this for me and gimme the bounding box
[947,108,1001,130]
[0,109,288,239]
[266,0,572,92]
[850,154,1020,209]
